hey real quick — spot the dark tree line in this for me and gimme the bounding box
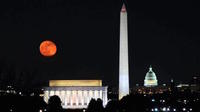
[87,98,104,112]
[86,94,150,112]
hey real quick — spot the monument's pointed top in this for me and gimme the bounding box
[121,4,126,12]
[149,65,153,71]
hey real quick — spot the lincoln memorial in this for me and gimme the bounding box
[43,80,108,109]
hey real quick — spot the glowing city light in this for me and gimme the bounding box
[162,107,166,111]
[154,108,158,111]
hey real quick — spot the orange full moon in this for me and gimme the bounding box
[39,40,57,57]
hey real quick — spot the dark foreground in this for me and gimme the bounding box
[1,91,200,112]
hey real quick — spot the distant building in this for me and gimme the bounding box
[144,66,158,87]
[0,85,17,95]
[190,76,200,93]
[176,76,200,93]
[131,66,166,94]
[43,80,108,109]
[132,85,169,95]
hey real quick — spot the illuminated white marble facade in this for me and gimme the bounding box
[44,86,108,109]
[119,3,129,100]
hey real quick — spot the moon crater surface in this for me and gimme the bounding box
[40,40,57,57]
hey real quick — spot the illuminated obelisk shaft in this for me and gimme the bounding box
[119,4,129,100]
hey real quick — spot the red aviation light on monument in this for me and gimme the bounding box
[121,4,126,13]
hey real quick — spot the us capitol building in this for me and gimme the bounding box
[144,65,158,87]
[43,80,108,109]
[132,66,170,95]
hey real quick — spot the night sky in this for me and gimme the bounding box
[0,0,200,87]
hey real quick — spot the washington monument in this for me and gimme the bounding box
[119,3,129,100]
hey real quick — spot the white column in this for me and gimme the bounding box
[50,90,54,96]
[65,91,67,106]
[89,90,93,102]
[48,91,50,103]
[99,90,102,99]
[66,90,70,106]
[70,90,73,106]
[60,90,65,106]
[104,89,108,105]
[102,91,105,104]
[78,90,83,106]
[76,90,78,106]
[81,90,84,106]
[94,90,98,99]
[44,91,49,103]
[54,90,56,95]
[55,91,59,96]
[83,90,87,105]
[86,90,90,105]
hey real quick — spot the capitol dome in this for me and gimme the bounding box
[144,65,158,87]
